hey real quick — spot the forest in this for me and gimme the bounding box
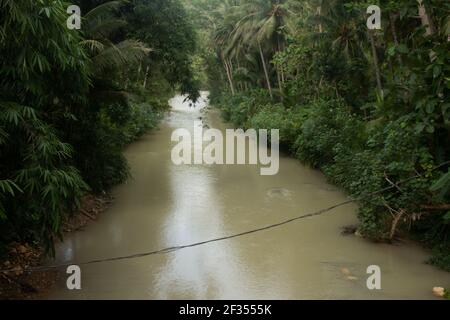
[0,0,199,255]
[185,0,450,270]
[0,0,449,298]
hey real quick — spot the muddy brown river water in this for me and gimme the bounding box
[47,93,450,299]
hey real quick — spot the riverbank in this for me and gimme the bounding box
[212,91,450,273]
[0,194,112,299]
[210,94,450,299]
[40,94,450,299]
[0,96,168,299]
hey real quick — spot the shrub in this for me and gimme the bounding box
[68,100,163,193]
[293,99,365,168]
[294,104,442,242]
[124,102,163,143]
[216,89,270,127]
[216,91,450,269]
[0,104,88,254]
[250,105,306,148]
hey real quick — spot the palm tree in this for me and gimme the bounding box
[306,0,383,95]
[306,0,364,62]
[80,1,151,81]
[211,0,241,95]
[228,0,293,99]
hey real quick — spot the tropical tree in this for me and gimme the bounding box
[228,0,293,98]
[81,0,151,81]
[124,0,201,101]
[196,0,450,269]
[0,0,91,253]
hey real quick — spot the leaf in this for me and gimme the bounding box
[0,180,22,195]
[426,102,435,114]
[433,65,442,78]
[443,103,450,113]
[444,211,450,220]
[443,211,450,223]
[397,44,408,54]
[415,123,425,133]
[387,45,396,57]
[431,171,450,192]
[0,206,6,220]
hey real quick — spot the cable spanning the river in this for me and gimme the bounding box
[3,160,450,273]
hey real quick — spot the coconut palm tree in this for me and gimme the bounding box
[305,0,383,95]
[80,1,151,80]
[226,0,294,99]
[211,0,244,95]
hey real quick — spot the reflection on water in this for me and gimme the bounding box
[46,92,450,299]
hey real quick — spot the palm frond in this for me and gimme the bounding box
[92,40,151,74]
[80,39,105,54]
[84,0,127,21]
[85,18,128,40]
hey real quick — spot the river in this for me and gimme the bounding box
[46,92,450,299]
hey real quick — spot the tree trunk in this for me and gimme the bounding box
[368,31,383,96]
[236,59,242,92]
[389,13,403,65]
[228,58,235,87]
[418,2,435,36]
[317,6,323,33]
[277,66,283,98]
[143,65,150,89]
[417,3,439,60]
[276,37,284,97]
[223,57,235,95]
[137,62,142,80]
[258,42,273,99]
[228,58,234,76]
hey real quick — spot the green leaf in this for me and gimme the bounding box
[387,45,396,57]
[0,179,22,195]
[415,123,425,133]
[426,103,435,114]
[0,206,6,220]
[433,65,442,78]
[431,171,450,192]
[397,44,408,54]
[443,211,450,223]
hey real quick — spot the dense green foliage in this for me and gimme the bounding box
[0,0,198,254]
[1,0,449,273]
[193,0,450,269]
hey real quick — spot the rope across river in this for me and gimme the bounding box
[2,160,450,273]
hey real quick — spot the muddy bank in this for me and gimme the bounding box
[0,194,112,299]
